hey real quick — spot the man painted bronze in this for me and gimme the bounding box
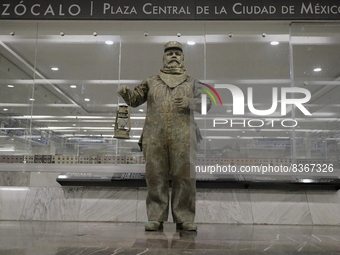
[117,41,211,231]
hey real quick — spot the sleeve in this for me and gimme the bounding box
[120,79,149,108]
[190,79,212,114]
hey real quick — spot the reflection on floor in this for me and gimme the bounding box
[1,222,340,255]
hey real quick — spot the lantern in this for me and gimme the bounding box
[114,105,131,139]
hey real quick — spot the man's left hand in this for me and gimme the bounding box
[173,97,190,109]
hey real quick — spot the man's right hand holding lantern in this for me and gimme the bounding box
[117,84,131,98]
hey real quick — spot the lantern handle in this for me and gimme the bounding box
[114,110,119,132]
[127,108,131,132]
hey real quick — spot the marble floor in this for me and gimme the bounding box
[1,222,340,255]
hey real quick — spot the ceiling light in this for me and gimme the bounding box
[227,109,232,113]
[270,41,279,45]
[314,67,322,72]
[7,84,14,88]
[72,124,77,126]
[139,109,144,112]
[84,98,90,102]
[3,108,8,111]
[29,98,35,101]
[300,179,314,183]
[105,41,114,45]
[187,41,196,45]
[51,67,59,71]
[70,85,77,88]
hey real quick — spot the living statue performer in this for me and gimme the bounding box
[117,41,211,231]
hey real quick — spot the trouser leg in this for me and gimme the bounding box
[144,143,170,222]
[171,168,196,223]
[169,139,196,223]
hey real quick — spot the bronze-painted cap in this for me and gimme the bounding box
[164,41,182,52]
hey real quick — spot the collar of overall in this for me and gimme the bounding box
[159,67,187,88]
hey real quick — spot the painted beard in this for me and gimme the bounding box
[163,59,184,69]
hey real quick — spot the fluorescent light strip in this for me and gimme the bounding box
[205,136,272,139]
[15,115,147,120]
[1,79,142,85]
[205,136,292,140]
[0,187,28,191]
[4,78,340,86]
[33,120,115,123]
[18,116,114,119]
[37,127,143,130]
[0,104,82,107]
[61,134,116,137]
[201,129,338,132]
[0,128,29,130]
[17,115,340,122]
[40,127,115,130]
[67,137,117,139]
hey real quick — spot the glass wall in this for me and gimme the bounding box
[290,23,340,172]
[0,22,37,160]
[201,22,292,169]
[0,20,339,175]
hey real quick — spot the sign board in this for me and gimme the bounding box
[1,0,340,20]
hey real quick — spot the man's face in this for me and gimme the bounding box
[163,49,184,68]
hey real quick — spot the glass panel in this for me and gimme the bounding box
[0,21,37,162]
[2,19,337,177]
[202,21,292,176]
[290,22,340,176]
[32,21,121,165]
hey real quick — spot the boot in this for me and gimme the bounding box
[145,221,163,231]
[176,222,197,231]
